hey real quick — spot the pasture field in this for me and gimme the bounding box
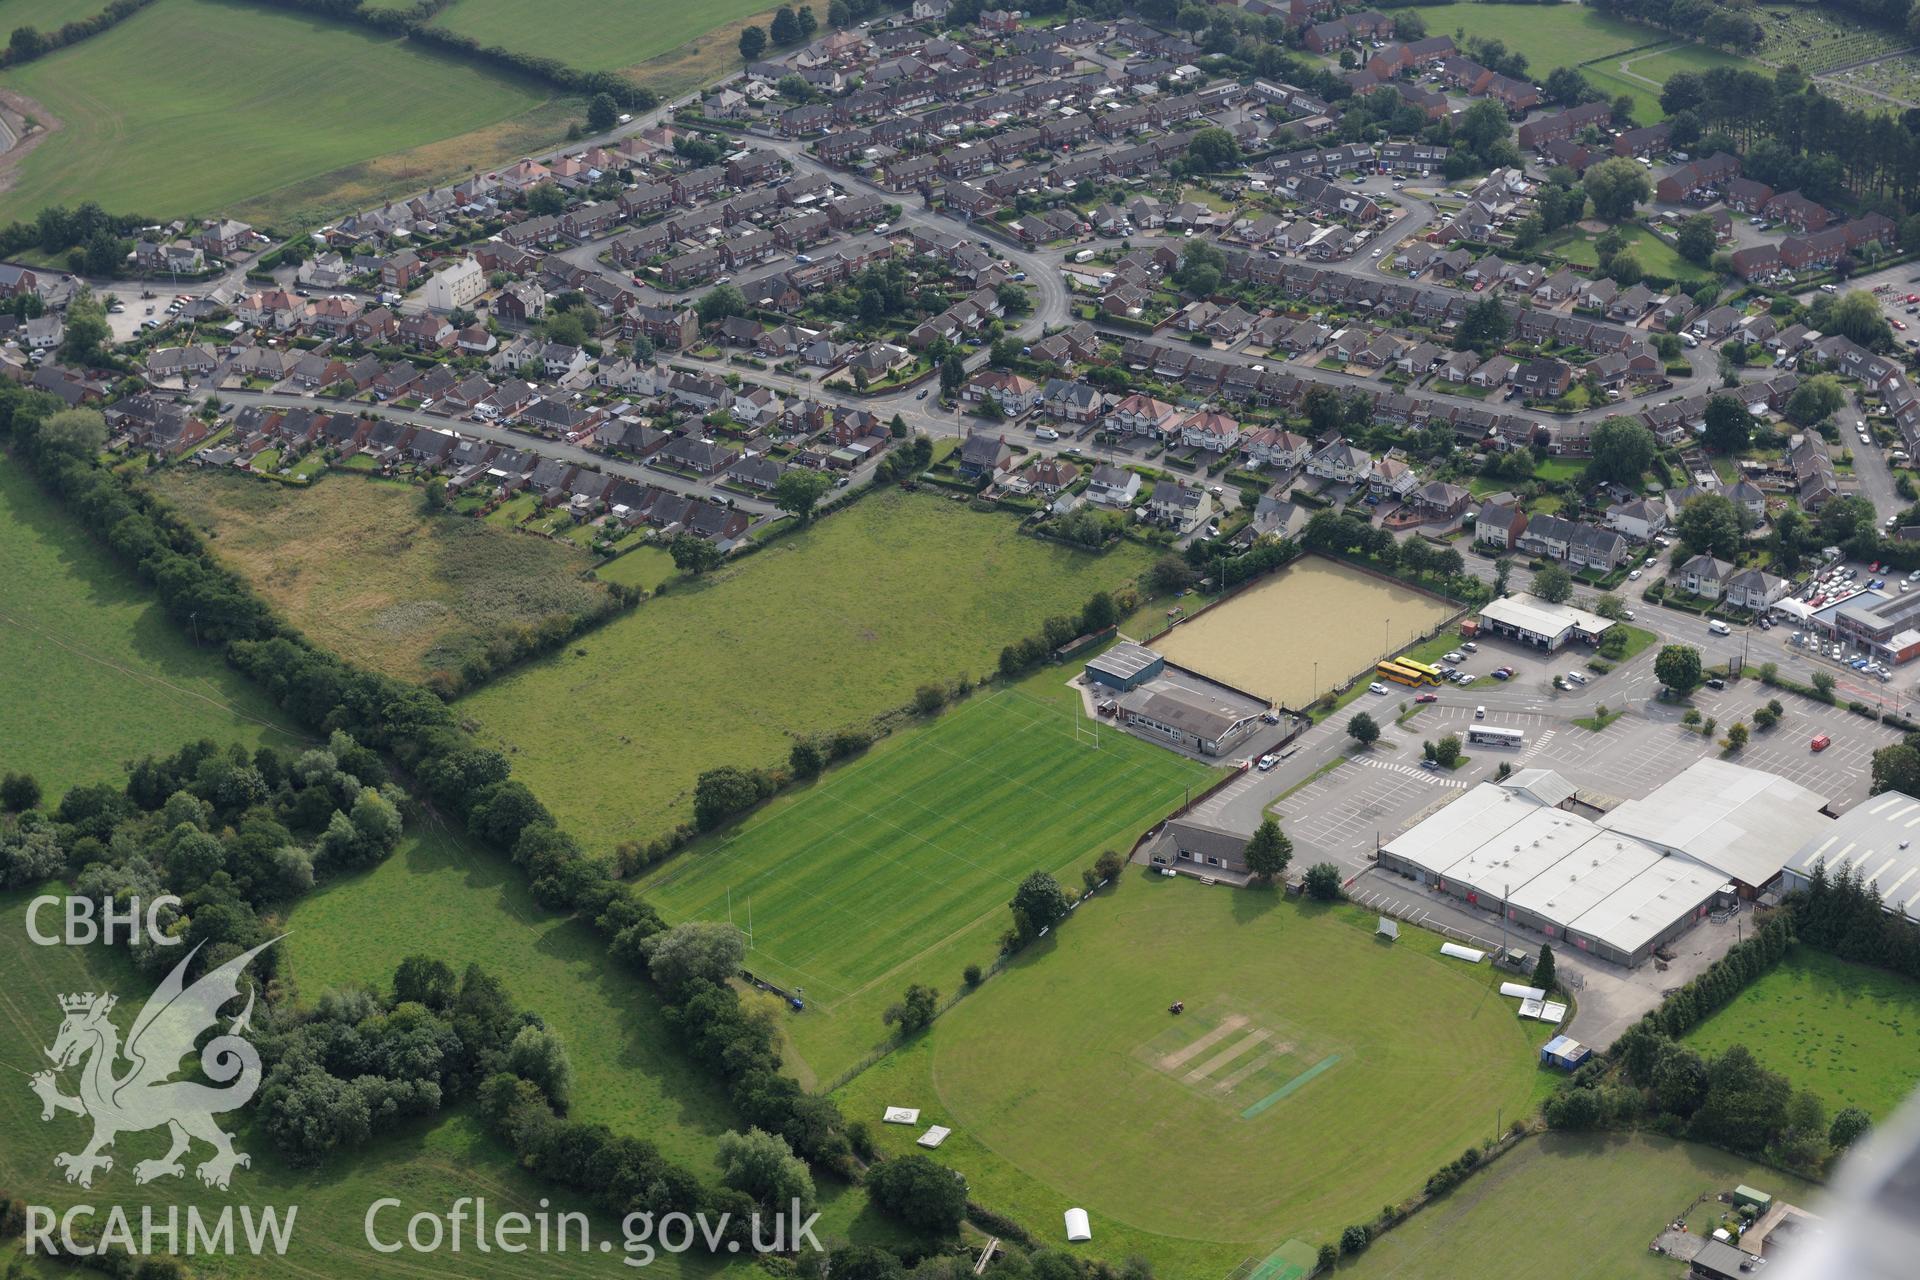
[0,0,110,32]
[0,887,716,1280]
[638,668,1219,1084]
[283,820,736,1166]
[150,470,608,684]
[1336,1131,1818,1279]
[458,489,1160,848]
[0,460,299,798]
[430,0,780,76]
[1686,947,1920,1119]
[837,880,1551,1277]
[0,0,557,227]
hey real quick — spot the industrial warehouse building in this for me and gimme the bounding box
[1781,790,1920,919]
[1378,761,1832,966]
[1475,594,1616,652]
[1084,641,1165,691]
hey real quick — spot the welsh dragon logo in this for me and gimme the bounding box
[29,939,277,1191]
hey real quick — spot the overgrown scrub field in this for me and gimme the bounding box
[639,669,1218,1084]
[150,470,607,684]
[430,0,780,75]
[283,821,736,1166]
[458,489,1159,847]
[0,460,298,797]
[0,887,714,1280]
[0,0,554,225]
[838,882,1548,1277]
[1337,1132,1816,1279]
[1687,946,1920,1118]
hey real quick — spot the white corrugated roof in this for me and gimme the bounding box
[1598,758,1830,887]
[1787,791,1920,919]
[1479,594,1614,640]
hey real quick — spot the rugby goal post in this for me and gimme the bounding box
[1073,694,1102,748]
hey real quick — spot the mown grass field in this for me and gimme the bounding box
[0,460,300,799]
[1538,224,1712,283]
[639,668,1219,1084]
[0,0,557,226]
[0,887,719,1280]
[430,0,780,75]
[1335,1132,1817,1279]
[1687,947,1920,1119]
[1440,3,1747,122]
[837,881,1552,1277]
[151,470,608,683]
[284,820,735,1166]
[0,0,111,32]
[1440,3,1657,74]
[458,490,1160,848]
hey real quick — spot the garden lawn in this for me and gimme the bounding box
[1687,946,1920,1119]
[457,489,1159,847]
[0,459,300,798]
[284,820,738,1166]
[837,881,1551,1277]
[150,470,608,684]
[431,0,780,75]
[1336,1131,1817,1279]
[638,667,1219,1085]
[0,0,555,226]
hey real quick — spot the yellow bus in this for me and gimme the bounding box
[1396,658,1444,683]
[1375,660,1430,687]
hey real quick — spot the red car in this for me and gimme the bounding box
[1811,734,1832,752]
[1415,692,1438,703]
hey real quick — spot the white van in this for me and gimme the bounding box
[1708,619,1731,636]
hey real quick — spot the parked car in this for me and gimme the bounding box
[1811,734,1831,752]
[1474,705,1486,719]
[1443,651,1464,663]
[1256,753,1279,771]
[1415,692,1438,703]
[1034,427,1060,441]
[1368,681,1389,695]
[1461,641,1478,653]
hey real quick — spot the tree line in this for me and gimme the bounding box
[0,388,855,1193]
[1,0,160,69]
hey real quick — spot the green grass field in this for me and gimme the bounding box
[638,669,1219,1084]
[1538,224,1711,283]
[458,490,1160,849]
[2,880,913,1279]
[1336,1132,1817,1279]
[1440,3,1748,122]
[284,819,735,1166]
[151,470,609,683]
[1441,3,1656,73]
[0,0,557,226]
[0,459,301,799]
[430,0,779,74]
[1687,947,1920,1119]
[0,0,112,32]
[837,881,1553,1277]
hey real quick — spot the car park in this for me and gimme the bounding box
[1461,641,1477,653]
[1566,671,1588,685]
